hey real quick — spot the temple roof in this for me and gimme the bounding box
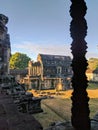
[38,54,71,67]
[32,61,41,66]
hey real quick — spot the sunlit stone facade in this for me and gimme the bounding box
[24,54,72,90]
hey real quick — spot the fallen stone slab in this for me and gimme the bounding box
[44,119,98,130]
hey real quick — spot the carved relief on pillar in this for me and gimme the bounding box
[0,14,11,75]
[0,14,8,39]
[70,0,90,130]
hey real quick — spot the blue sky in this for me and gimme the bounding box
[0,0,98,60]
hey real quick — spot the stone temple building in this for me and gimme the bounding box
[24,54,72,90]
[0,14,11,75]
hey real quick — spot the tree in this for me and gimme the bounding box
[88,58,98,71]
[10,52,31,69]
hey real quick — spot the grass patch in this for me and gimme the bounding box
[42,98,71,121]
[33,98,71,129]
[88,82,98,89]
[33,97,98,129]
[33,103,64,129]
[89,98,98,118]
[31,83,98,129]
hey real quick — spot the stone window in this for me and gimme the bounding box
[57,66,62,74]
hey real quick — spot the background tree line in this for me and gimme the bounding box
[87,58,98,71]
[10,52,31,69]
[9,52,98,71]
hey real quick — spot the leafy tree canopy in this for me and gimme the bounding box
[88,58,98,71]
[10,52,31,69]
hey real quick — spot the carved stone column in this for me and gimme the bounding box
[0,14,11,75]
[70,0,91,130]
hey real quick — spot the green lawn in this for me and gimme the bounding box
[33,83,98,129]
[89,98,98,118]
[33,97,98,129]
[33,103,64,129]
[88,82,98,89]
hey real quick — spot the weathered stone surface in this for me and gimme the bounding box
[44,118,98,130]
[0,93,43,130]
[0,14,11,75]
[44,121,74,130]
[91,113,98,130]
[24,54,72,90]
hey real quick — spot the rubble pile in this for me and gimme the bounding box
[0,75,43,114]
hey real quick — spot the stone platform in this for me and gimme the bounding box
[0,93,43,130]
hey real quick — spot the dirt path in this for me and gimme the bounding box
[54,89,98,99]
[28,89,98,99]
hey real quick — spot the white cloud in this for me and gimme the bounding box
[11,41,72,60]
[11,41,98,61]
[86,52,98,60]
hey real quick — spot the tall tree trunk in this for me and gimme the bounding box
[70,0,91,130]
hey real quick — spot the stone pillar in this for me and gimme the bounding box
[32,67,34,76]
[0,17,5,75]
[70,0,91,130]
[28,61,31,76]
[0,14,11,75]
[36,66,37,75]
[33,66,35,76]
